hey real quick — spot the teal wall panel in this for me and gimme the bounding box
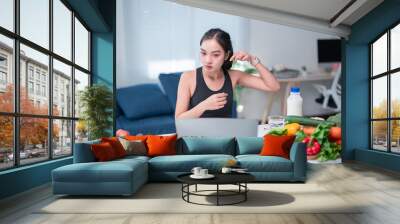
[344,0,400,171]
[92,32,113,87]
[0,158,72,199]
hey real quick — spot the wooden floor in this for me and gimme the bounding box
[1,161,400,224]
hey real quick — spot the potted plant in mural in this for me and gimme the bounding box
[79,84,113,140]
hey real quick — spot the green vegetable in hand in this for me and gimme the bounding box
[268,128,288,136]
[295,130,306,142]
[285,115,335,127]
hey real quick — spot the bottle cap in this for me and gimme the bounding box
[290,87,300,93]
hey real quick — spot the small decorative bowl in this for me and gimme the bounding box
[307,154,319,160]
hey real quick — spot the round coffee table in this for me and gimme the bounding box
[177,172,255,206]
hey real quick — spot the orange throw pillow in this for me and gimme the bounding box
[101,137,127,158]
[125,135,148,142]
[260,134,295,159]
[91,142,117,161]
[146,134,177,157]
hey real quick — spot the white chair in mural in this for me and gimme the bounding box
[313,64,341,112]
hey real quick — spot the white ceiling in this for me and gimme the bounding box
[165,0,384,38]
[226,0,353,23]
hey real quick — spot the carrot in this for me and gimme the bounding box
[302,126,316,136]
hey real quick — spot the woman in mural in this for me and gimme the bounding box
[175,28,280,119]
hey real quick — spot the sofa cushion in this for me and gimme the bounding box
[236,155,293,172]
[260,135,296,159]
[118,138,147,156]
[52,159,147,183]
[112,155,150,165]
[90,142,118,162]
[117,115,176,135]
[149,154,235,172]
[236,137,263,155]
[146,134,177,157]
[74,140,100,163]
[117,84,173,120]
[101,137,127,158]
[158,72,182,109]
[178,137,235,155]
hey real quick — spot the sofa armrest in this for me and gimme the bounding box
[289,142,307,181]
[73,140,100,163]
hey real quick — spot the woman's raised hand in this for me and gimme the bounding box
[230,51,258,66]
[199,92,228,111]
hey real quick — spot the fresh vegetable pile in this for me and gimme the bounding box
[267,113,342,161]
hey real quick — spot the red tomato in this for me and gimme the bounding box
[329,127,341,141]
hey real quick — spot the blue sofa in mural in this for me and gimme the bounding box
[116,72,237,135]
[115,73,179,135]
[52,137,307,196]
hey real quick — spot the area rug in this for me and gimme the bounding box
[37,183,362,214]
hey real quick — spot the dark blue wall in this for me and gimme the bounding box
[344,0,400,171]
[0,0,116,200]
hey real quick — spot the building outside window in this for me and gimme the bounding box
[28,81,34,94]
[29,66,34,79]
[0,71,6,85]
[41,73,46,83]
[42,85,46,97]
[36,83,40,95]
[0,55,7,87]
[35,70,40,81]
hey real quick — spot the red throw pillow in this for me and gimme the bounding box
[260,134,296,159]
[91,142,117,161]
[146,134,177,157]
[101,137,127,158]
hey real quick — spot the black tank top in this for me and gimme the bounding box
[189,67,233,118]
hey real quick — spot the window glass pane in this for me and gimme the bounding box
[20,117,49,165]
[53,119,72,158]
[74,69,89,118]
[20,44,49,115]
[75,120,88,143]
[372,76,387,119]
[0,0,14,31]
[372,121,388,151]
[391,120,400,153]
[391,24,400,70]
[74,18,89,70]
[53,0,72,60]
[391,72,400,118]
[0,34,14,113]
[372,33,387,76]
[20,0,49,49]
[53,59,72,117]
[0,116,13,170]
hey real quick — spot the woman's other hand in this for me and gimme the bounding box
[199,92,228,111]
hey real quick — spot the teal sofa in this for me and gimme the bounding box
[52,137,306,196]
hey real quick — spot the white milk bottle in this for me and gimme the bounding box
[286,87,303,116]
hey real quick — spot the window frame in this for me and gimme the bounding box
[0,0,92,171]
[370,20,400,154]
